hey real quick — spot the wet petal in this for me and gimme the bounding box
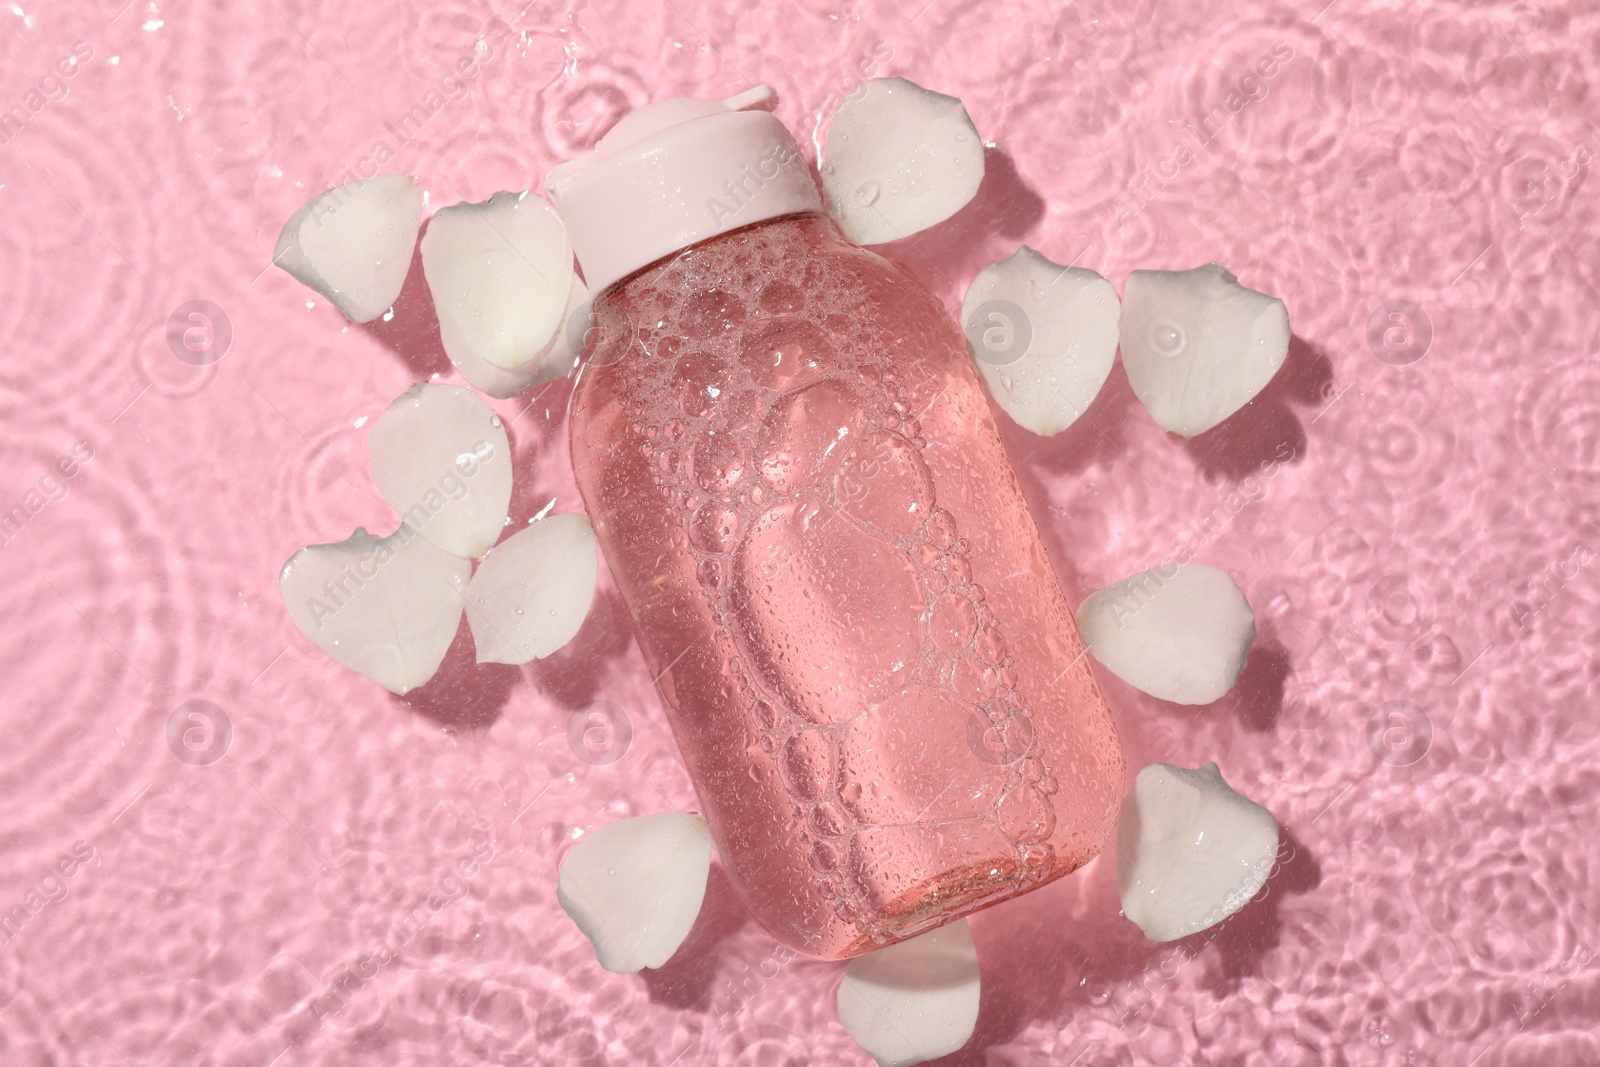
[449,276,590,399]
[465,513,597,664]
[420,190,576,372]
[837,919,981,1067]
[557,813,713,973]
[822,77,984,245]
[278,525,467,695]
[1117,762,1279,941]
[1120,263,1290,436]
[273,175,421,323]
[962,246,1119,435]
[1077,562,1255,705]
[367,383,512,559]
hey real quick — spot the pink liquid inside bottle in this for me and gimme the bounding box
[551,86,1123,960]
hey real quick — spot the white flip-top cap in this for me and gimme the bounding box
[546,85,822,295]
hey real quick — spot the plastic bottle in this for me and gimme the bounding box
[550,86,1123,960]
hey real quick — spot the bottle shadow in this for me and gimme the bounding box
[950,827,1321,1063]
[1179,333,1332,483]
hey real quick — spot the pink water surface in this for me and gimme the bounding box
[1,0,1597,1064]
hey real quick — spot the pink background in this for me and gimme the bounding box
[2,0,1598,1064]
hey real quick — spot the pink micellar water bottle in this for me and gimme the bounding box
[549,85,1124,960]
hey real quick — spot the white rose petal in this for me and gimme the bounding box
[962,246,1119,435]
[274,175,422,323]
[837,919,981,1067]
[1117,761,1280,941]
[420,191,576,372]
[822,77,984,245]
[278,525,468,695]
[465,513,598,664]
[447,276,591,399]
[557,813,713,973]
[367,384,513,560]
[1077,563,1256,705]
[1120,263,1290,436]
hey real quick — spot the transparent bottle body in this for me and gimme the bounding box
[568,213,1124,960]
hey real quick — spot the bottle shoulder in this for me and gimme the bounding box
[585,220,955,368]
